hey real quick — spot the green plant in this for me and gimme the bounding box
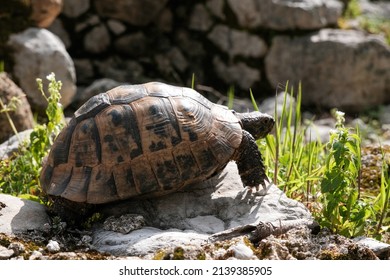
[0,73,65,198]
[255,83,389,240]
[339,0,390,45]
[316,110,370,237]
[360,17,390,45]
[371,147,390,239]
[0,96,22,141]
[344,0,361,19]
[257,83,325,203]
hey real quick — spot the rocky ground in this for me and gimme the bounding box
[1,162,390,260]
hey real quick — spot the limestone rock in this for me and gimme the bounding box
[0,73,34,143]
[0,245,14,260]
[84,24,110,54]
[265,29,390,112]
[354,236,390,259]
[230,241,256,260]
[94,162,313,256]
[95,0,168,26]
[189,4,213,31]
[0,129,33,160]
[46,240,60,252]
[213,56,261,89]
[208,25,267,58]
[8,242,25,256]
[0,194,50,235]
[227,0,343,30]
[47,18,71,49]
[93,227,208,257]
[7,28,76,111]
[116,161,312,231]
[30,0,63,28]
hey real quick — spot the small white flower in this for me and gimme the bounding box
[46,72,56,81]
[335,111,345,118]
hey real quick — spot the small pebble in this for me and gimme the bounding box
[103,214,145,234]
[8,242,25,256]
[0,245,14,260]
[230,242,255,260]
[46,240,60,253]
[29,250,43,260]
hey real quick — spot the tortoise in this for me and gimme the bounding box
[40,82,274,220]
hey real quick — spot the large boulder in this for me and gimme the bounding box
[0,194,50,235]
[7,28,76,112]
[265,29,390,112]
[94,162,313,256]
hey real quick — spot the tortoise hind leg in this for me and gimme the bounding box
[234,130,269,190]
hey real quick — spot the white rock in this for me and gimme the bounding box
[102,162,313,231]
[230,242,255,260]
[0,193,50,234]
[354,236,390,258]
[0,129,33,160]
[8,242,25,256]
[185,215,225,234]
[46,240,60,252]
[93,227,208,256]
[0,245,14,260]
[29,250,43,260]
[96,162,313,256]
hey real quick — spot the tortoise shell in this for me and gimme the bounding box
[40,82,243,204]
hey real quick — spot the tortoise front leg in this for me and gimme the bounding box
[234,130,269,190]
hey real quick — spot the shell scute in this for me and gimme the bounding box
[74,93,111,121]
[87,165,118,204]
[68,118,100,167]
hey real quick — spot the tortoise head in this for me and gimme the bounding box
[235,111,275,139]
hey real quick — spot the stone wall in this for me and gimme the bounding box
[4,0,390,113]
